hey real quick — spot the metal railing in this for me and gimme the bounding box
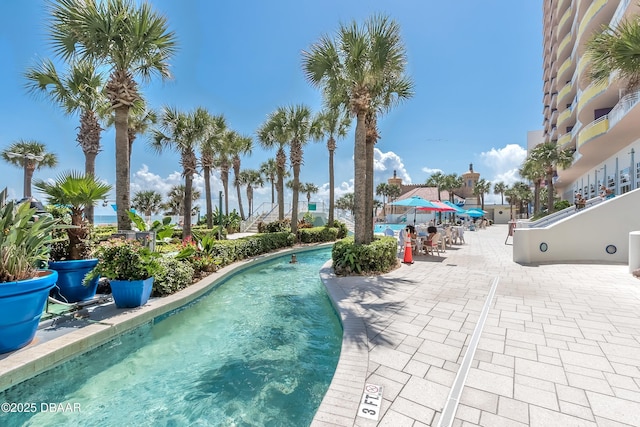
[240,202,277,232]
[519,196,603,229]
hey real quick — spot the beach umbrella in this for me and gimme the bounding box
[442,200,467,214]
[464,208,485,218]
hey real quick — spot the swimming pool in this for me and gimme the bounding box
[0,248,341,426]
[373,223,406,234]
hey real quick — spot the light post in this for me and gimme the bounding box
[5,152,44,198]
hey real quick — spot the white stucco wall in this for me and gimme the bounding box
[513,187,640,264]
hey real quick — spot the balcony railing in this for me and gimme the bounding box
[577,0,608,43]
[558,31,573,57]
[558,80,573,103]
[558,6,573,31]
[577,115,609,150]
[557,132,572,148]
[557,56,573,81]
[610,0,631,30]
[609,89,640,128]
[557,108,572,127]
[577,81,607,113]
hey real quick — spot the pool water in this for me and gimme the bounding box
[373,223,406,234]
[0,248,342,426]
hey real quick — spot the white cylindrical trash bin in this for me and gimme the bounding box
[629,231,640,273]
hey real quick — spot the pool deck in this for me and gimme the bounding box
[313,224,640,427]
[2,226,640,426]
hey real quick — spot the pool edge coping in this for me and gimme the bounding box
[0,243,334,393]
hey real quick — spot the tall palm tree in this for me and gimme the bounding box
[257,109,290,221]
[587,18,640,91]
[473,178,491,211]
[212,130,236,217]
[443,174,464,202]
[519,157,546,214]
[303,14,413,245]
[238,169,264,217]
[1,140,58,198]
[49,0,177,230]
[150,106,208,239]
[425,172,447,201]
[163,184,200,218]
[259,159,278,206]
[299,182,319,209]
[284,105,313,235]
[24,59,108,223]
[230,132,253,221]
[530,142,574,213]
[310,107,350,224]
[376,182,389,217]
[131,190,163,222]
[199,113,227,228]
[387,183,402,215]
[493,181,507,205]
[104,98,158,163]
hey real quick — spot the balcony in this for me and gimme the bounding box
[577,116,609,150]
[557,108,572,128]
[556,0,570,15]
[558,80,573,103]
[577,81,607,114]
[557,31,573,59]
[610,0,631,30]
[577,55,590,81]
[557,55,574,82]
[557,132,572,149]
[558,6,573,33]
[577,0,608,43]
[609,89,640,128]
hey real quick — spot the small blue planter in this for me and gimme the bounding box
[48,259,100,303]
[110,277,154,308]
[0,270,58,354]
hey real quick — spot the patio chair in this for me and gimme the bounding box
[424,232,442,256]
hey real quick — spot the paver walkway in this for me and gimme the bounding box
[314,224,640,427]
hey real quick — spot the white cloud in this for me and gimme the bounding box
[421,166,444,175]
[478,144,527,204]
[373,148,412,184]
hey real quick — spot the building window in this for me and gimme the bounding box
[636,162,640,188]
[607,175,615,190]
[620,167,631,194]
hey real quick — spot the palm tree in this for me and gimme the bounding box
[303,14,413,245]
[519,157,546,214]
[376,182,389,216]
[310,107,350,224]
[229,132,253,221]
[335,193,355,216]
[473,178,491,211]
[49,0,177,230]
[150,107,208,240]
[511,181,533,218]
[530,142,574,213]
[163,184,201,218]
[212,130,235,217]
[257,108,290,221]
[104,98,158,164]
[238,169,264,217]
[34,171,111,260]
[131,190,163,222]
[493,181,507,205]
[443,174,464,202]
[299,182,319,209]
[587,18,640,91]
[200,114,227,228]
[259,159,278,205]
[284,105,313,235]
[24,59,107,223]
[425,172,447,201]
[387,184,402,215]
[2,140,58,198]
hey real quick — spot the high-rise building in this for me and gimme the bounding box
[541,0,640,200]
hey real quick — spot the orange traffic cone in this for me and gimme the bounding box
[403,242,414,264]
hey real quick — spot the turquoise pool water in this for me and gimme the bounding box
[0,248,341,426]
[373,223,406,233]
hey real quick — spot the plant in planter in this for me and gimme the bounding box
[89,238,161,308]
[0,201,59,353]
[34,171,111,303]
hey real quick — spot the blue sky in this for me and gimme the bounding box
[0,1,542,215]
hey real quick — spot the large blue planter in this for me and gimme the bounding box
[48,259,100,303]
[110,277,154,308]
[0,270,58,354]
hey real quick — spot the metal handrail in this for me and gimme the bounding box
[520,196,603,229]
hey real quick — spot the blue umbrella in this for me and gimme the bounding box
[464,208,485,218]
[442,200,467,214]
[391,196,438,224]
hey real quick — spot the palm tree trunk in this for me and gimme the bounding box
[534,180,541,214]
[328,148,335,224]
[291,166,300,235]
[277,172,284,220]
[115,106,132,230]
[221,169,229,215]
[25,163,34,198]
[354,111,367,245]
[270,175,275,205]
[204,166,213,228]
[546,171,555,213]
[183,172,193,241]
[365,139,374,243]
[84,151,97,224]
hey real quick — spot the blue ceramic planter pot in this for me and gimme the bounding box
[0,270,58,354]
[110,277,154,308]
[48,259,100,303]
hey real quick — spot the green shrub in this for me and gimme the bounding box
[261,219,291,233]
[327,220,348,239]
[299,226,339,243]
[554,200,571,211]
[153,257,195,297]
[332,236,398,276]
[94,225,117,241]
